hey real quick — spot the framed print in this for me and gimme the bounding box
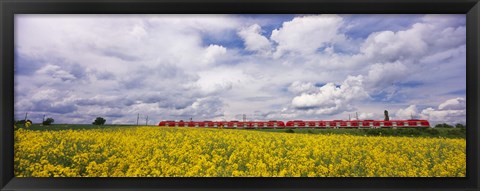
[1,0,479,190]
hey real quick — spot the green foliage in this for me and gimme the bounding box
[43,118,54,125]
[16,119,30,125]
[455,123,465,128]
[285,129,295,133]
[384,110,389,121]
[92,117,106,125]
[257,127,465,139]
[435,123,454,128]
[15,119,32,128]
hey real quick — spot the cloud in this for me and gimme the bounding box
[202,44,227,65]
[287,81,318,94]
[421,98,467,126]
[14,14,466,124]
[360,27,428,61]
[237,24,272,55]
[395,97,466,125]
[290,75,370,115]
[36,64,77,81]
[420,108,466,125]
[19,89,78,114]
[270,15,344,57]
[438,97,465,110]
[365,61,407,89]
[358,112,376,120]
[395,105,419,120]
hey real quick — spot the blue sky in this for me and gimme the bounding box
[14,14,466,125]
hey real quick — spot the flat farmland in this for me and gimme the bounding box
[14,126,466,177]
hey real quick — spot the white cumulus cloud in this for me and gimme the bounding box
[237,24,272,55]
[438,97,465,110]
[202,44,227,65]
[271,15,344,57]
[395,105,419,120]
[395,97,466,125]
[291,75,370,115]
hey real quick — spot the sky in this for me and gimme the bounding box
[14,14,466,125]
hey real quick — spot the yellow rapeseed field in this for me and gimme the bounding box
[14,126,465,177]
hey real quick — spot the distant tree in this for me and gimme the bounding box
[384,110,389,121]
[435,123,453,128]
[16,120,26,125]
[455,123,465,128]
[92,117,106,125]
[43,118,54,126]
[25,120,32,128]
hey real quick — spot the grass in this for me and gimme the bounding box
[18,124,466,139]
[252,127,466,139]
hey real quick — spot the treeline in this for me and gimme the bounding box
[15,116,108,127]
[435,123,465,128]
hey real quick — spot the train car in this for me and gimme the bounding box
[248,121,260,129]
[158,121,168,126]
[343,120,359,129]
[159,119,430,129]
[397,119,430,128]
[322,120,338,129]
[202,121,213,128]
[304,121,317,128]
[158,121,176,127]
[285,120,306,128]
[358,120,373,128]
[250,121,265,129]
[226,121,247,128]
[177,121,187,127]
[268,120,285,129]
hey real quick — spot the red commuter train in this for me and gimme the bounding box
[158,120,285,129]
[158,119,430,129]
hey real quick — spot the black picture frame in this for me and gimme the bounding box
[1,0,479,190]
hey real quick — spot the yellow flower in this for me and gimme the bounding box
[14,126,466,177]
